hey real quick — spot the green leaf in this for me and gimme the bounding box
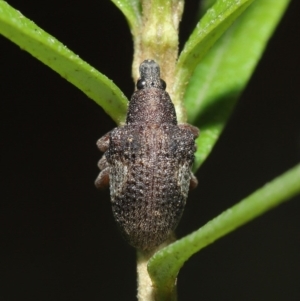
[185,0,291,170]
[0,0,128,124]
[110,0,141,32]
[148,163,300,300]
[199,0,218,16]
[173,0,254,122]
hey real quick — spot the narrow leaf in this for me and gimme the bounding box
[0,0,128,124]
[148,163,300,300]
[110,0,141,31]
[199,0,218,17]
[185,0,291,170]
[173,0,254,122]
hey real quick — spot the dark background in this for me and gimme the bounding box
[1,1,299,300]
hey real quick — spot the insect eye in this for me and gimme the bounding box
[160,79,166,90]
[137,79,146,90]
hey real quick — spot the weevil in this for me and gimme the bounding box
[95,60,199,251]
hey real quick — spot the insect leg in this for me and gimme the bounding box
[96,131,113,152]
[189,173,198,190]
[178,123,200,138]
[95,167,110,190]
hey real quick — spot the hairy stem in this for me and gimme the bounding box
[132,0,184,98]
[137,234,177,301]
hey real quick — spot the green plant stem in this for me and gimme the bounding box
[137,251,156,301]
[137,234,177,301]
[148,163,300,301]
[132,0,184,90]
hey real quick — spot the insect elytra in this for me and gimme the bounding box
[95,60,199,251]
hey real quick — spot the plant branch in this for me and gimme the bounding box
[132,0,184,92]
[148,163,300,299]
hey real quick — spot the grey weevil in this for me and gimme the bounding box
[95,60,199,251]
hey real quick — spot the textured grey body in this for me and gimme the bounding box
[95,60,198,250]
